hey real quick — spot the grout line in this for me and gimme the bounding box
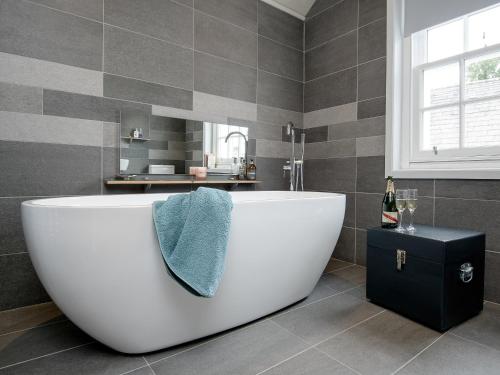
[254,346,313,375]
[357,95,385,103]
[23,0,102,24]
[448,331,500,353]
[306,0,344,22]
[0,341,95,370]
[358,15,387,30]
[432,180,436,226]
[305,28,357,54]
[325,263,357,274]
[313,347,363,375]
[0,318,69,338]
[391,334,444,374]
[118,363,151,375]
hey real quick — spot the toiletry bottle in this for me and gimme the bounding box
[232,157,239,175]
[247,160,256,180]
[239,158,246,179]
[381,176,398,228]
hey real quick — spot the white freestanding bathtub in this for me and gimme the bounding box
[22,191,345,353]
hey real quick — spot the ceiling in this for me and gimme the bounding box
[263,0,316,20]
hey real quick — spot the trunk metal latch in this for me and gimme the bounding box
[396,249,406,271]
[459,263,474,283]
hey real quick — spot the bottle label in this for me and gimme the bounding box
[382,211,398,224]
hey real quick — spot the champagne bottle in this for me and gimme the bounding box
[381,176,398,228]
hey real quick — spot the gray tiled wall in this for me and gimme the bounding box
[0,0,304,310]
[303,0,500,304]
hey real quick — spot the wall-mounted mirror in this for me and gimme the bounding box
[118,110,248,176]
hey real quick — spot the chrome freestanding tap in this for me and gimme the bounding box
[283,122,305,191]
[225,131,248,169]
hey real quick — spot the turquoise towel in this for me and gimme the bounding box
[152,187,233,297]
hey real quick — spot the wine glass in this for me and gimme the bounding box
[395,189,408,232]
[406,189,418,232]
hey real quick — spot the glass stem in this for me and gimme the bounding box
[398,210,403,230]
[409,210,414,229]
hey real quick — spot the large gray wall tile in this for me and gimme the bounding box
[307,0,343,19]
[105,0,193,47]
[258,71,303,112]
[356,156,385,193]
[358,97,386,119]
[258,1,303,50]
[0,198,30,255]
[257,105,303,127]
[305,68,357,112]
[358,18,386,63]
[0,141,101,197]
[305,0,357,50]
[194,52,257,103]
[435,180,500,201]
[304,157,356,192]
[195,12,257,67]
[305,31,357,81]
[0,253,50,310]
[104,74,193,110]
[359,0,387,27]
[29,0,103,21]
[356,229,367,265]
[485,251,500,303]
[358,58,386,101]
[43,89,151,123]
[258,36,303,81]
[356,193,383,228]
[255,157,288,190]
[304,139,356,159]
[356,135,385,157]
[0,0,102,70]
[334,227,356,262]
[0,82,42,114]
[193,91,257,121]
[195,0,258,33]
[104,25,193,90]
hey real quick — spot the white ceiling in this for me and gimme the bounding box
[262,0,316,20]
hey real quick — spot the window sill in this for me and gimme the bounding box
[389,168,500,179]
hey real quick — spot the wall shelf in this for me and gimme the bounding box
[105,178,261,192]
[120,136,151,143]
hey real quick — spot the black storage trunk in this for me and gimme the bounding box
[366,225,485,332]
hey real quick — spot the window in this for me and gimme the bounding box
[203,123,248,170]
[387,1,500,178]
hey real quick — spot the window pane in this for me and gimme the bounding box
[465,52,500,100]
[422,107,460,151]
[465,98,500,148]
[467,5,500,51]
[427,20,464,62]
[423,63,460,107]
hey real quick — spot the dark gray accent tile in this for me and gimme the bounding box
[255,157,288,190]
[358,58,386,101]
[435,198,500,252]
[304,68,357,112]
[397,334,500,375]
[485,252,500,304]
[104,74,193,110]
[104,25,193,90]
[452,301,500,351]
[195,52,257,103]
[151,116,186,133]
[358,97,386,119]
[272,292,382,345]
[0,140,101,197]
[148,140,171,150]
[258,36,303,81]
[358,18,386,63]
[356,156,385,193]
[258,1,303,50]
[30,0,103,21]
[185,141,202,151]
[306,30,356,81]
[258,71,303,112]
[0,0,102,70]
[356,229,367,266]
[304,157,356,192]
[0,321,92,368]
[356,192,383,229]
[359,0,387,26]
[307,0,342,19]
[195,0,257,33]
[305,0,358,50]
[0,198,30,255]
[195,12,257,67]
[43,89,151,123]
[262,348,356,375]
[435,180,500,201]
[0,253,50,311]
[321,265,365,292]
[0,82,42,114]
[318,310,440,375]
[329,116,386,140]
[0,342,147,375]
[151,320,308,375]
[104,0,193,47]
[333,227,356,263]
[304,126,328,143]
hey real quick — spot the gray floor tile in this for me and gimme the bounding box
[272,292,383,345]
[150,320,308,375]
[0,321,92,368]
[261,348,356,375]
[320,265,365,293]
[0,343,146,375]
[125,367,155,375]
[451,302,500,351]
[397,334,500,375]
[323,258,354,273]
[29,0,103,21]
[318,310,441,375]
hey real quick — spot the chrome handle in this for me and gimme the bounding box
[459,263,474,283]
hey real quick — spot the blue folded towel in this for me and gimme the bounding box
[152,187,233,297]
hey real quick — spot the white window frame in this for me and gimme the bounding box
[386,0,500,179]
